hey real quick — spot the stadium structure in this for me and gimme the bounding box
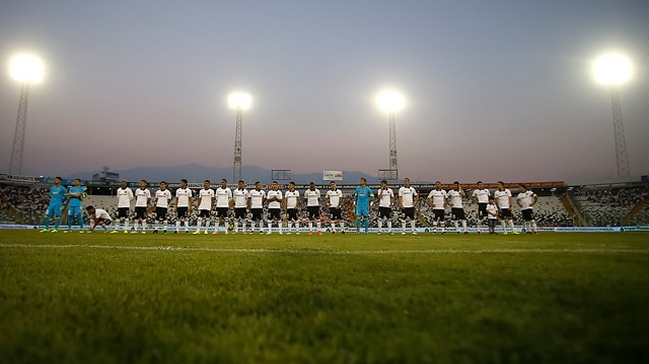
[1,173,648,232]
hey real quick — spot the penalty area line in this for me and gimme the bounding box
[1,244,649,255]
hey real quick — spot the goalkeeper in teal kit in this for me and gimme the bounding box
[41,177,68,233]
[65,178,86,233]
[354,178,375,234]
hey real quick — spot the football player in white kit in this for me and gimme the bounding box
[212,179,233,234]
[248,182,266,234]
[376,180,395,235]
[153,181,172,234]
[114,180,133,233]
[232,180,249,234]
[304,182,322,235]
[85,205,113,232]
[174,179,193,234]
[194,180,215,234]
[447,181,469,234]
[133,180,151,234]
[398,178,419,235]
[325,181,344,234]
[516,184,539,234]
[266,181,283,234]
[284,182,300,234]
[494,181,519,235]
[470,181,490,234]
[427,181,448,234]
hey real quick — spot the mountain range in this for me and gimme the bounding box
[68,164,383,185]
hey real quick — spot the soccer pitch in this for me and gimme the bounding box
[1,231,648,363]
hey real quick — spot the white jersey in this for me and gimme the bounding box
[517,190,537,210]
[285,190,300,209]
[249,189,265,209]
[267,189,283,209]
[175,188,192,208]
[94,208,112,221]
[215,187,232,208]
[377,188,394,208]
[155,189,172,208]
[197,188,214,210]
[472,189,490,204]
[304,189,321,207]
[427,189,447,210]
[447,190,464,209]
[494,189,512,209]
[134,188,151,207]
[486,203,499,219]
[399,186,417,208]
[116,187,133,208]
[233,189,248,208]
[326,189,343,208]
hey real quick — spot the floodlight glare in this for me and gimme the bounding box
[593,53,632,86]
[228,93,252,109]
[10,55,44,84]
[376,90,405,113]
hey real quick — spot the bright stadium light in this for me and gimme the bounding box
[593,53,632,86]
[376,90,405,113]
[228,93,252,110]
[10,54,45,84]
[8,54,45,175]
[376,90,406,181]
[592,52,633,177]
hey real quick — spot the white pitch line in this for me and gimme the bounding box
[1,243,648,255]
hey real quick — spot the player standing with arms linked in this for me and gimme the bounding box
[354,178,375,234]
[284,182,300,234]
[152,181,172,234]
[494,181,519,235]
[516,184,539,234]
[447,181,469,234]
[399,178,419,235]
[232,180,248,234]
[115,180,133,233]
[133,180,151,234]
[248,182,266,234]
[376,180,395,235]
[41,177,68,233]
[174,179,192,234]
[470,181,490,234]
[64,178,85,233]
[213,179,233,234]
[266,181,283,234]
[304,182,322,235]
[325,181,344,234]
[194,180,215,234]
[427,181,448,234]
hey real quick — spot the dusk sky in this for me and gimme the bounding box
[2,0,648,183]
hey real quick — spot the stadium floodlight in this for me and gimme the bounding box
[592,53,633,177]
[593,53,632,86]
[376,90,405,181]
[228,93,252,110]
[229,92,252,182]
[8,54,45,175]
[376,90,405,113]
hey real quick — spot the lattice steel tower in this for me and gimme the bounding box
[9,83,30,175]
[228,93,251,183]
[232,106,243,182]
[609,87,630,177]
[388,112,398,180]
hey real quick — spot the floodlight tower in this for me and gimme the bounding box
[228,93,252,182]
[593,53,633,177]
[8,55,44,175]
[376,90,405,181]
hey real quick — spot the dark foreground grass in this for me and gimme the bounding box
[1,231,648,363]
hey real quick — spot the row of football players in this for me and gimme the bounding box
[88,178,538,235]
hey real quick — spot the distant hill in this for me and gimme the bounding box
[68,164,381,185]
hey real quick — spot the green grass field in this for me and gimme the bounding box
[1,230,648,363]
